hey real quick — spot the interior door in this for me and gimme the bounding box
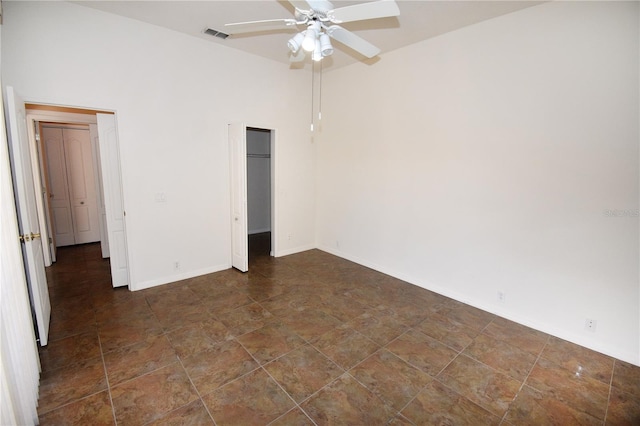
[90,123,110,258]
[96,113,129,287]
[64,128,100,244]
[42,126,75,246]
[35,122,57,263]
[5,86,51,346]
[229,122,248,272]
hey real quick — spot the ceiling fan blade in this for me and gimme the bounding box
[224,18,298,34]
[326,25,380,58]
[289,0,334,12]
[328,0,400,24]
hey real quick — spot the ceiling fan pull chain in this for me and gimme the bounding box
[318,59,323,121]
[310,59,315,132]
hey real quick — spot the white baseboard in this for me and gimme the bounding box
[274,243,316,257]
[131,263,231,291]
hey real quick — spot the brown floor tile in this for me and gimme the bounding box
[414,311,478,351]
[201,288,254,315]
[103,334,178,386]
[98,315,163,352]
[386,414,415,425]
[482,317,549,355]
[260,292,321,317]
[146,286,201,311]
[92,286,145,311]
[39,330,101,372]
[236,322,306,365]
[401,380,501,425]
[463,333,537,381]
[186,275,237,299]
[94,296,154,325]
[386,328,458,377]
[350,348,432,410]
[37,356,108,415]
[165,318,233,358]
[505,384,602,425]
[181,339,258,396]
[542,337,615,384]
[315,295,368,322]
[526,357,610,421]
[48,317,98,342]
[219,302,274,336]
[606,386,640,426]
[313,324,380,370]
[152,303,211,332]
[612,359,640,397]
[347,309,408,346]
[280,309,343,342]
[38,390,115,425]
[264,344,343,403]
[202,368,295,425]
[147,399,214,425]
[39,242,638,426]
[110,362,198,425]
[437,354,521,417]
[300,373,395,424]
[402,284,448,307]
[439,300,496,332]
[235,275,286,302]
[376,301,432,328]
[268,408,315,425]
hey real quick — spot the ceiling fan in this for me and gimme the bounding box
[224,0,400,62]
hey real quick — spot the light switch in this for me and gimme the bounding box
[155,192,166,202]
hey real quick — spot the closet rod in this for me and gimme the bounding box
[247,153,270,158]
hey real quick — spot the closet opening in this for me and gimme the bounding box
[246,127,272,264]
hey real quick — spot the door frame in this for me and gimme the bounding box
[24,105,128,287]
[229,122,278,270]
[26,109,101,265]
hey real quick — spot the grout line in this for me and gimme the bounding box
[96,333,118,426]
[602,359,616,425]
[498,334,551,425]
[175,354,218,426]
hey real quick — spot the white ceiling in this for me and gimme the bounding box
[74,1,542,70]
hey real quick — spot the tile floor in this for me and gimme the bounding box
[37,235,640,425]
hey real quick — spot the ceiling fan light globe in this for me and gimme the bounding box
[288,32,305,53]
[319,33,333,56]
[302,29,317,52]
[312,39,323,61]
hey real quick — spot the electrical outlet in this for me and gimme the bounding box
[287,234,292,241]
[497,291,506,303]
[585,318,597,332]
[174,261,181,270]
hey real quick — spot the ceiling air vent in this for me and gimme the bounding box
[204,28,229,39]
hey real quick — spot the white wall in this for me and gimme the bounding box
[316,1,640,365]
[247,129,271,234]
[2,1,316,290]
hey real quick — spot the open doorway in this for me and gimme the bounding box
[229,123,276,272]
[25,104,129,288]
[247,127,272,265]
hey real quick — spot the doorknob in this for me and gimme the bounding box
[80,201,85,205]
[234,217,239,221]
